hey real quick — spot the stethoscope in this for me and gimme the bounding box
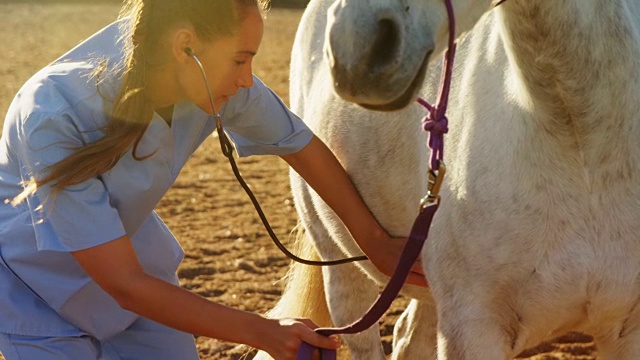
[184,47,367,266]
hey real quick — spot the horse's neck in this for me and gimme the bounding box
[500,0,639,120]
[496,0,640,177]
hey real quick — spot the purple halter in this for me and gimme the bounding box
[295,0,458,359]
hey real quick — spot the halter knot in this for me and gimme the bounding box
[418,98,449,169]
[422,114,449,135]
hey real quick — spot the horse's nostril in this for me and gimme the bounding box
[368,18,400,71]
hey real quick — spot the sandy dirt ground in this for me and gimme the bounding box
[0,3,598,359]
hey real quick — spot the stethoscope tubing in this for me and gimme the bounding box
[189,52,368,266]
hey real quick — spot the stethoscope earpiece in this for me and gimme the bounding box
[184,47,194,57]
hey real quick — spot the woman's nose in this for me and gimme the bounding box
[237,66,254,88]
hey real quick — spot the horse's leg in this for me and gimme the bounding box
[594,305,640,360]
[597,332,640,360]
[322,264,387,360]
[437,319,513,359]
[434,290,517,360]
[392,298,438,360]
[291,174,387,360]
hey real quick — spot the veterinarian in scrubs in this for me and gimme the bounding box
[0,0,426,359]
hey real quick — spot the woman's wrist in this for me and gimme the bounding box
[353,222,388,256]
[234,312,275,351]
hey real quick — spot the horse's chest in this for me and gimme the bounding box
[456,184,640,311]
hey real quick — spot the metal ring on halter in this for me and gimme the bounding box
[186,49,368,266]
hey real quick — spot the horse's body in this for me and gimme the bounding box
[258,0,640,358]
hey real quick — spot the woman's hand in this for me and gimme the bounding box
[259,318,340,360]
[283,137,429,288]
[361,233,429,288]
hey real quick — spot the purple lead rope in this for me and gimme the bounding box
[296,204,439,360]
[295,0,457,358]
[419,0,456,171]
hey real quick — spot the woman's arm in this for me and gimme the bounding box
[71,236,339,359]
[281,136,427,287]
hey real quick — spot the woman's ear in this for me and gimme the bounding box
[171,28,198,63]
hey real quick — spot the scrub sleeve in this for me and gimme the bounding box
[0,17,314,360]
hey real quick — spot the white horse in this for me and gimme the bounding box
[257,0,640,359]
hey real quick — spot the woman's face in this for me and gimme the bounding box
[182,6,264,113]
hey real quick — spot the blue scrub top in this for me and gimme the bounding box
[0,19,313,339]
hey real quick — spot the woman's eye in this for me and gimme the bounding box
[234,60,247,65]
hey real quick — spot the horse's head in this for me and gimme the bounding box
[325,0,494,111]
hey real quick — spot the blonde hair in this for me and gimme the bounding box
[13,0,270,205]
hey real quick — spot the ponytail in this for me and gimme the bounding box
[12,0,270,205]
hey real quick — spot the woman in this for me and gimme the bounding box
[0,0,426,359]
